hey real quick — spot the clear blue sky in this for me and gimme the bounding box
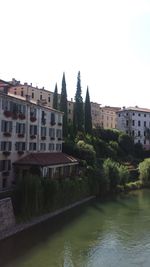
[1,0,150,107]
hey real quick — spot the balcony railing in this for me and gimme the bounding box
[3,132,11,137]
[3,151,11,156]
[30,116,37,122]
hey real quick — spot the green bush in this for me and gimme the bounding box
[139,158,150,184]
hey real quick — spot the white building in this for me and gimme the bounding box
[0,80,78,191]
[117,107,150,149]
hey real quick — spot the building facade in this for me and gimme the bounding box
[0,86,78,191]
[100,106,121,129]
[91,102,101,128]
[9,79,74,124]
[117,107,150,149]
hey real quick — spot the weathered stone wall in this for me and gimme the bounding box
[0,197,16,232]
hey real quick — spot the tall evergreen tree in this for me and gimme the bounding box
[60,73,68,137]
[85,86,92,134]
[74,71,84,132]
[53,83,58,109]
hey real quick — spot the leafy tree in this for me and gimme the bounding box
[118,133,134,155]
[84,86,92,134]
[60,73,68,137]
[53,83,58,109]
[74,71,84,133]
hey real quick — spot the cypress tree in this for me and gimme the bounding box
[85,86,92,134]
[60,73,68,137]
[53,83,58,109]
[74,71,84,132]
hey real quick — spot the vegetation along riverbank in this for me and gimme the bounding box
[11,128,150,222]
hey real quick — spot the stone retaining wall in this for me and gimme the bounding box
[0,196,95,241]
[0,197,16,232]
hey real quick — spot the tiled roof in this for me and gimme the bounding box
[13,153,78,166]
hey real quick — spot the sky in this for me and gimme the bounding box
[1,0,150,108]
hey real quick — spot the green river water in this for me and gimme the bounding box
[1,190,150,267]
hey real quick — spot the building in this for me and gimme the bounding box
[9,79,54,108]
[9,79,74,124]
[91,102,101,128]
[100,106,121,129]
[0,82,78,191]
[117,106,150,149]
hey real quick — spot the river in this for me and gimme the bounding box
[0,190,150,267]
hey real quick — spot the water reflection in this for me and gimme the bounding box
[1,190,150,267]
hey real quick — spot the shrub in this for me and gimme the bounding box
[103,158,120,193]
[118,165,129,185]
[139,158,150,183]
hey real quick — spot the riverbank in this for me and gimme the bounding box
[0,195,95,241]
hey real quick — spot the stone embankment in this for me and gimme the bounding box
[0,196,95,241]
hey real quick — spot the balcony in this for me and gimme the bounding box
[3,110,12,118]
[51,121,56,126]
[12,112,18,120]
[3,132,11,137]
[30,135,36,139]
[50,137,55,140]
[3,151,11,156]
[2,171,10,176]
[30,116,37,122]
[17,151,24,156]
[18,133,25,138]
[19,113,25,120]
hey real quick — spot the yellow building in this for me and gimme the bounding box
[100,106,121,129]
[91,102,101,128]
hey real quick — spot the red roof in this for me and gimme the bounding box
[14,152,78,166]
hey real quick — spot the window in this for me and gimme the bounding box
[40,94,42,100]
[49,128,55,139]
[144,114,146,117]
[1,142,11,151]
[51,113,55,125]
[15,142,26,151]
[144,131,146,136]
[49,143,55,151]
[29,143,36,151]
[56,144,62,152]
[138,131,140,137]
[144,121,146,127]
[126,113,128,116]
[118,113,120,117]
[126,120,128,126]
[16,123,25,134]
[138,121,141,126]
[132,130,134,136]
[0,160,11,171]
[68,109,71,114]
[41,127,47,137]
[48,96,50,102]
[21,91,24,97]
[32,92,34,98]
[138,140,141,143]
[132,113,135,116]
[41,111,46,125]
[138,113,141,117]
[40,143,46,151]
[30,125,37,135]
[144,140,146,144]
[1,121,12,133]
[132,120,135,126]
[56,129,62,139]
[30,107,36,117]
[126,130,128,134]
